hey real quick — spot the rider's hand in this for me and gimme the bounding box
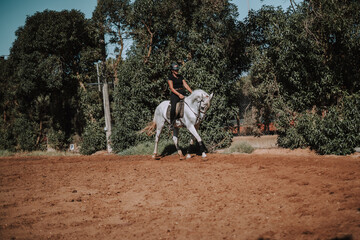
[179,94,184,99]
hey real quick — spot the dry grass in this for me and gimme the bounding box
[231,135,278,149]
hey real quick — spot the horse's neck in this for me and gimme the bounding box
[185,95,200,112]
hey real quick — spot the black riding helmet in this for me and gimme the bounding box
[171,63,180,71]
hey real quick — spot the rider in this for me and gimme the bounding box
[167,63,192,129]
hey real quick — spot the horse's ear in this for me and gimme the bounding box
[209,93,214,100]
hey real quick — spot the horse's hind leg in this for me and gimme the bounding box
[153,120,164,159]
[172,128,185,160]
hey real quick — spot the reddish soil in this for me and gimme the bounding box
[0,151,359,239]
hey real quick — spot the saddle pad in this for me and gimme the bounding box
[166,100,184,120]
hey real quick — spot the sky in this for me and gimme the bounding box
[0,0,294,57]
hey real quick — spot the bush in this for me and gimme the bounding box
[0,119,15,151]
[47,127,67,151]
[13,116,37,151]
[277,123,308,150]
[277,94,360,155]
[80,121,106,155]
[304,95,360,155]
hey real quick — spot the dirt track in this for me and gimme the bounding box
[0,151,359,239]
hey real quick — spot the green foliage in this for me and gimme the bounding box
[80,121,107,155]
[47,127,67,151]
[0,119,15,151]
[245,1,360,155]
[93,0,131,52]
[4,9,100,152]
[0,58,16,126]
[277,125,307,150]
[0,57,17,151]
[278,94,360,155]
[247,48,279,134]
[111,58,155,152]
[12,116,37,151]
[305,95,360,155]
[77,68,107,156]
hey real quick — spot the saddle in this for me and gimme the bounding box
[166,100,184,120]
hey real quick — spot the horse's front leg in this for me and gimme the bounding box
[186,138,195,159]
[187,125,207,159]
[186,123,200,159]
[172,127,185,160]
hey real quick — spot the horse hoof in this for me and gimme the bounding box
[152,154,160,160]
[186,154,191,159]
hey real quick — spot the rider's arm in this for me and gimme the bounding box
[183,80,192,94]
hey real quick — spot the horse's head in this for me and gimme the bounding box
[200,92,213,113]
[189,90,214,113]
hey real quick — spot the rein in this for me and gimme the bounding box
[184,99,207,124]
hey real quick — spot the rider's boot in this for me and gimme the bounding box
[169,119,175,131]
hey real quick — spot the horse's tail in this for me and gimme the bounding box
[139,121,156,136]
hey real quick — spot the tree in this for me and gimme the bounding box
[93,0,131,84]
[244,1,360,154]
[242,6,287,134]
[4,10,99,150]
[0,57,17,150]
[0,57,15,124]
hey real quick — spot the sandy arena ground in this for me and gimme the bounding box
[0,150,359,239]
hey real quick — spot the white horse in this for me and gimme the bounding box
[141,89,213,160]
